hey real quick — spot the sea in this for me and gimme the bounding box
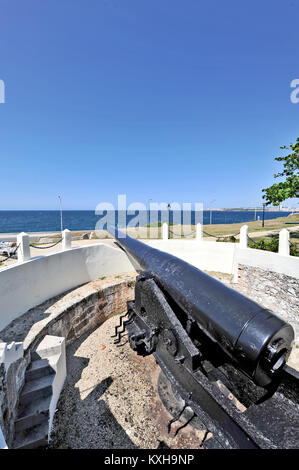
[0,210,293,234]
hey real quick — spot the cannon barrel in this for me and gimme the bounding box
[109,227,294,386]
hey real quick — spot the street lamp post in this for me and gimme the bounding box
[167,203,171,238]
[253,203,260,221]
[58,196,63,232]
[147,199,152,225]
[262,203,266,228]
[209,199,216,225]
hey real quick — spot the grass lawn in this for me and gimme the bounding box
[201,213,299,237]
[247,231,299,255]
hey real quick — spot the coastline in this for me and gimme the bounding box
[0,210,295,234]
[1,216,299,240]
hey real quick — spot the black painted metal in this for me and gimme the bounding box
[109,227,294,387]
[125,274,299,449]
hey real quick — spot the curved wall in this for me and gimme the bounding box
[145,239,299,280]
[0,243,134,331]
[145,240,238,275]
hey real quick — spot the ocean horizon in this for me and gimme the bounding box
[0,210,293,234]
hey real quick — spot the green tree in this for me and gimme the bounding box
[262,138,299,205]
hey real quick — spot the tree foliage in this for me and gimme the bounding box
[262,138,299,205]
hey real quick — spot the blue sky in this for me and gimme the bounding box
[0,0,298,210]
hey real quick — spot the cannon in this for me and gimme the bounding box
[109,227,299,449]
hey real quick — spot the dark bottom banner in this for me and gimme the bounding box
[3,449,297,465]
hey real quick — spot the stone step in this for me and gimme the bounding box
[19,374,54,406]
[13,420,49,449]
[31,345,62,361]
[15,395,51,432]
[25,359,54,381]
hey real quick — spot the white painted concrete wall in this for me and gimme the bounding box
[144,239,299,280]
[162,223,168,240]
[34,335,67,435]
[0,243,134,331]
[239,225,248,249]
[0,342,23,370]
[235,246,299,279]
[144,240,238,276]
[278,229,290,256]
